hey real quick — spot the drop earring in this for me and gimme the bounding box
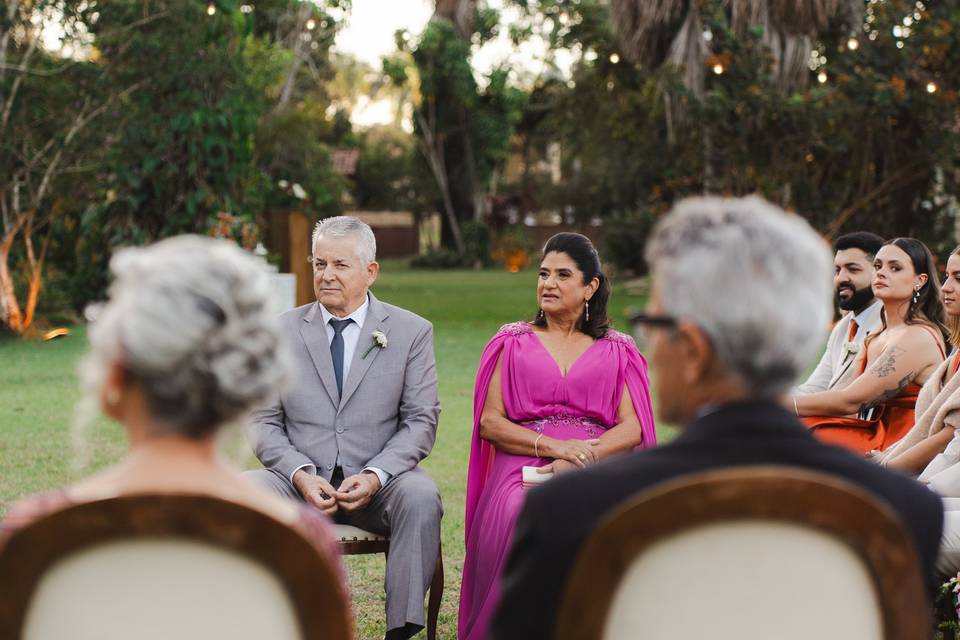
[585,301,590,322]
[913,286,920,307]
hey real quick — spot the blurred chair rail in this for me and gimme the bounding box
[555,466,929,640]
[0,494,351,640]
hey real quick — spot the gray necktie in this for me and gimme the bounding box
[329,319,352,397]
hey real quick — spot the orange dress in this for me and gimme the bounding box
[804,328,945,455]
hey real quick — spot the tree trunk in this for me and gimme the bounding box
[436,163,465,254]
[276,4,312,111]
[702,125,716,194]
[21,224,51,331]
[0,231,24,333]
[23,265,41,330]
[415,107,465,254]
[434,0,476,38]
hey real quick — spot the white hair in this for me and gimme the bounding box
[77,235,291,442]
[645,195,833,397]
[312,216,377,264]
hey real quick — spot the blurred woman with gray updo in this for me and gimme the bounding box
[0,236,343,571]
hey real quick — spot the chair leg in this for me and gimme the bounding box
[426,549,443,640]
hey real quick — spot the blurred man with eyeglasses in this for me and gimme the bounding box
[490,196,943,640]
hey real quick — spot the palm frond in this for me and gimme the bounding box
[610,0,689,67]
[665,3,706,98]
[764,30,814,92]
[611,0,863,95]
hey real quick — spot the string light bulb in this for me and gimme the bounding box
[847,37,859,50]
[927,82,938,93]
[712,64,724,75]
[609,53,620,64]
[817,71,828,83]
[206,3,216,15]
[306,18,316,30]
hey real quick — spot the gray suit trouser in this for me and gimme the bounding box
[246,467,442,633]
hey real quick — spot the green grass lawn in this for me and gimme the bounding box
[0,264,652,639]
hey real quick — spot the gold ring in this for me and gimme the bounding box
[578,453,586,461]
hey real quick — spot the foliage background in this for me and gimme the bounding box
[4,0,960,332]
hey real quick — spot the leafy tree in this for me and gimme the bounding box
[2,0,352,332]
[506,0,960,266]
[0,0,139,334]
[386,8,527,255]
[87,1,270,240]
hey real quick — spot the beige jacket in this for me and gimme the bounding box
[880,355,960,465]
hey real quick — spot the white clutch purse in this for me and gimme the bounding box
[522,466,553,488]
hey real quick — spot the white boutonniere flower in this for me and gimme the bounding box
[843,341,860,355]
[362,330,388,359]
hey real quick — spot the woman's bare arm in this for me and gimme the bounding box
[886,427,956,474]
[796,328,943,417]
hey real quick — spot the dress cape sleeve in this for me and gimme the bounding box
[607,330,657,449]
[464,326,518,542]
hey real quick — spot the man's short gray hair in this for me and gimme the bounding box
[312,216,377,264]
[645,196,833,397]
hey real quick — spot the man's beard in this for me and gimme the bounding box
[837,284,875,313]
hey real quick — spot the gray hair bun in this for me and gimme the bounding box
[84,235,290,438]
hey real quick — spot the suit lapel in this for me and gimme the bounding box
[339,293,390,410]
[828,315,858,389]
[829,352,856,389]
[299,303,340,405]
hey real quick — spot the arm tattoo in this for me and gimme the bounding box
[871,346,906,378]
[859,373,913,413]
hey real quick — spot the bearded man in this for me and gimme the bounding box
[796,231,885,394]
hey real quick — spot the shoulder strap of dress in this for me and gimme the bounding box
[865,324,946,372]
[916,324,947,359]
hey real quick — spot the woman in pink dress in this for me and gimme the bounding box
[458,233,657,640]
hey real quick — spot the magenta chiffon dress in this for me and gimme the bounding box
[458,322,656,640]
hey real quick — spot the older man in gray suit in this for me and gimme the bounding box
[247,216,442,640]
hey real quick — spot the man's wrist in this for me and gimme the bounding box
[292,468,312,493]
[361,469,383,492]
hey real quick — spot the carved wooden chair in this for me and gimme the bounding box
[333,524,443,640]
[0,494,351,640]
[556,466,929,640]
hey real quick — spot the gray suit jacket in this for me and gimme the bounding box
[249,292,440,483]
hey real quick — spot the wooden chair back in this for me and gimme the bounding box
[0,494,351,640]
[556,466,929,640]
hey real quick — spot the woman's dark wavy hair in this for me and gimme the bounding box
[872,237,949,346]
[531,232,611,339]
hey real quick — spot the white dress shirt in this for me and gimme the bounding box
[291,295,391,489]
[319,296,369,384]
